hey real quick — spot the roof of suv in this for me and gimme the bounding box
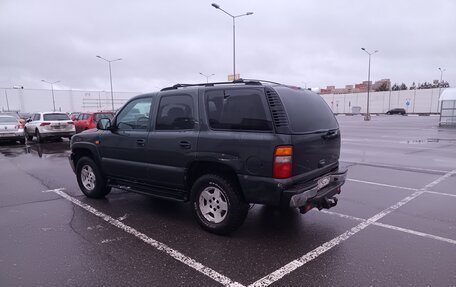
[160,79,281,92]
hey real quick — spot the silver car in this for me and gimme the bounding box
[24,112,76,143]
[0,115,25,144]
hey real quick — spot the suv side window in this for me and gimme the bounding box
[156,94,194,130]
[116,97,152,131]
[33,114,40,121]
[206,89,272,131]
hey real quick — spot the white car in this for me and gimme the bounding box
[24,112,76,143]
[0,115,25,144]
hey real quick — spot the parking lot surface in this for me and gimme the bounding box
[1,115,455,286]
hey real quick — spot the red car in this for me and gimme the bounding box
[74,112,114,133]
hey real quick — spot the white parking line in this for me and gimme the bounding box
[348,178,456,198]
[250,169,456,287]
[249,190,425,287]
[44,188,244,287]
[347,178,419,191]
[321,210,456,246]
[422,169,456,190]
[341,160,450,174]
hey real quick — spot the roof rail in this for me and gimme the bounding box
[160,78,278,91]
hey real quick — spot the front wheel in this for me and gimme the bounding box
[191,174,249,235]
[25,129,33,141]
[76,156,111,198]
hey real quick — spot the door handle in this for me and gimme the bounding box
[179,140,191,149]
[136,139,146,147]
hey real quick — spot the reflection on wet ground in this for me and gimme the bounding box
[400,138,456,144]
[0,140,71,158]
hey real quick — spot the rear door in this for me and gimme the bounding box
[27,113,41,134]
[271,86,340,180]
[145,91,198,190]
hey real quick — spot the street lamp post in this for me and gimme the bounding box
[361,48,379,121]
[438,67,446,97]
[211,3,253,81]
[96,55,122,111]
[438,67,446,114]
[41,80,60,112]
[199,72,215,83]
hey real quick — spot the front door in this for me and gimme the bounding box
[99,97,153,181]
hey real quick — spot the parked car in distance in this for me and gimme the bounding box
[386,108,406,115]
[0,115,25,144]
[73,111,115,133]
[69,112,81,121]
[0,111,26,127]
[69,79,347,235]
[24,112,76,143]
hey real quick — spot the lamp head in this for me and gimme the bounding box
[211,3,220,9]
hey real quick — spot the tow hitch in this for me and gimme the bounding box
[299,196,338,214]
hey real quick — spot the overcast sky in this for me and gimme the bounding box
[1,0,455,92]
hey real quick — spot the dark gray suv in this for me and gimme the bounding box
[69,80,347,234]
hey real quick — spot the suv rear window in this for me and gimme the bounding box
[206,89,272,131]
[43,113,70,121]
[274,87,338,133]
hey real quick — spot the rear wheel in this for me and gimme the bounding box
[191,174,249,235]
[36,129,43,143]
[76,156,111,198]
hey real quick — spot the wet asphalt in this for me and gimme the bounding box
[1,115,456,286]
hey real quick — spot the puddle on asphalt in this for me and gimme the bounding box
[0,141,71,158]
[400,138,456,144]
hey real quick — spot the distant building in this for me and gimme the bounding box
[320,79,391,94]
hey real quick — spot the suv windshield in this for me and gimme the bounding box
[274,87,338,133]
[43,113,70,121]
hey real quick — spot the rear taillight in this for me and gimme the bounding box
[273,146,293,179]
[40,122,51,126]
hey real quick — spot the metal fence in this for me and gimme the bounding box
[320,88,444,114]
[1,88,141,113]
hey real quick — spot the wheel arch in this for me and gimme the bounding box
[186,161,243,200]
[71,143,102,170]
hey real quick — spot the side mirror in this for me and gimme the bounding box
[26,118,32,123]
[97,118,111,130]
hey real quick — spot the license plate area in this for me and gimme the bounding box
[317,176,331,190]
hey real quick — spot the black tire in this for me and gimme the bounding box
[76,156,111,198]
[191,174,249,235]
[36,129,43,143]
[24,129,33,141]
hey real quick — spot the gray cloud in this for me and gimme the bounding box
[1,0,455,93]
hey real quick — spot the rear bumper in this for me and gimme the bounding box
[237,167,347,207]
[288,169,347,208]
[40,131,75,138]
[0,130,24,140]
